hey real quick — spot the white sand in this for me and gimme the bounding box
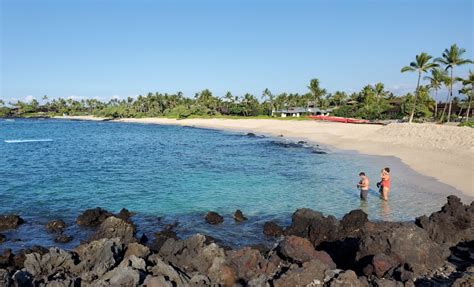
[57,116,474,196]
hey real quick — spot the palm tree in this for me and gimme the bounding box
[262,88,274,116]
[459,70,474,121]
[435,44,473,122]
[401,52,438,123]
[307,79,326,110]
[423,68,447,119]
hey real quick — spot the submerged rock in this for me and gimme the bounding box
[0,215,24,231]
[233,209,248,222]
[76,207,112,227]
[205,211,224,225]
[247,132,256,137]
[54,234,73,244]
[0,233,5,244]
[45,219,67,233]
[263,221,284,237]
[415,195,474,246]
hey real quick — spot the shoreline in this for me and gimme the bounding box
[54,116,474,197]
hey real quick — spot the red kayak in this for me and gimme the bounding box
[308,115,371,124]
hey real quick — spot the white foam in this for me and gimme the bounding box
[4,139,53,143]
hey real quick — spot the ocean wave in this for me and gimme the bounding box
[4,139,54,143]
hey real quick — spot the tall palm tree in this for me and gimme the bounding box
[423,68,447,119]
[401,52,438,123]
[307,79,326,110]
[435,44,473,122]
[459,70,474,121]
[262,88,274,116]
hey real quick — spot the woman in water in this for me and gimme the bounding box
[377,167,391,201]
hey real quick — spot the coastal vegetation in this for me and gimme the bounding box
[1,44,472,124]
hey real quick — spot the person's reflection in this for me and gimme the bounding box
[379,200,391,221]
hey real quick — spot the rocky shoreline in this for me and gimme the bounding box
[0,195,473,286]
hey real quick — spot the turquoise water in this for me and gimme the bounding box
[0,119,469,249]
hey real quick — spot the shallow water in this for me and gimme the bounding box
[0,119,470,250]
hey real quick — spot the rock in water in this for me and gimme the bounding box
[205,212,224,225]
[90,216,136,244]
[45,219,67,233]
[54,234,73,244]
[415,195,474,246]
[0,215,24,231]
[233,209,248,222]
[0,233,5,244]
[76,207,112,227]
[263,221,284,237]
[117,208,135,222]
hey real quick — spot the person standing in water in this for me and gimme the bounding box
[357,172,370,200]
[377,167,391,201]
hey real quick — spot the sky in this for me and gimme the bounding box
[1,0,473,103]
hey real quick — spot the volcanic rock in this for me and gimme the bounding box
[73,238,124,282]
[278,235,336,268]
[90,216,136,244]
[205,211,224,225]
[415,195,474,246]
[54,234,73,244]
[124,242,150,259]
[263,221,284,237]
[158,234,225,275]
[227,247,278,281]
[0,215,24,231]
[233,209,248,222]
[45,219,67,233]
[356,222,447,275]
[285,208,339,246]
[76,207,112,227]
[273,259,329,287]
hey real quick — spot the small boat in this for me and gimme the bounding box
[307,115,371,124]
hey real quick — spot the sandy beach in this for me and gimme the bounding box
[55,116,474,196]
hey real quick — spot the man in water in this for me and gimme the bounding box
[357,172,370,200]
[377,167,391,201]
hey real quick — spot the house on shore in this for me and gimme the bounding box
[272,107,332,117]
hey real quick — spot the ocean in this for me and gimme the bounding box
[0,119,466,250]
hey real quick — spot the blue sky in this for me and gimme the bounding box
[1,0,473,103]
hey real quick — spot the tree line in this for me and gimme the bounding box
[1,44,472,124]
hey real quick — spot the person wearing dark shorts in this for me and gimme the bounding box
[357,172,370,200]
